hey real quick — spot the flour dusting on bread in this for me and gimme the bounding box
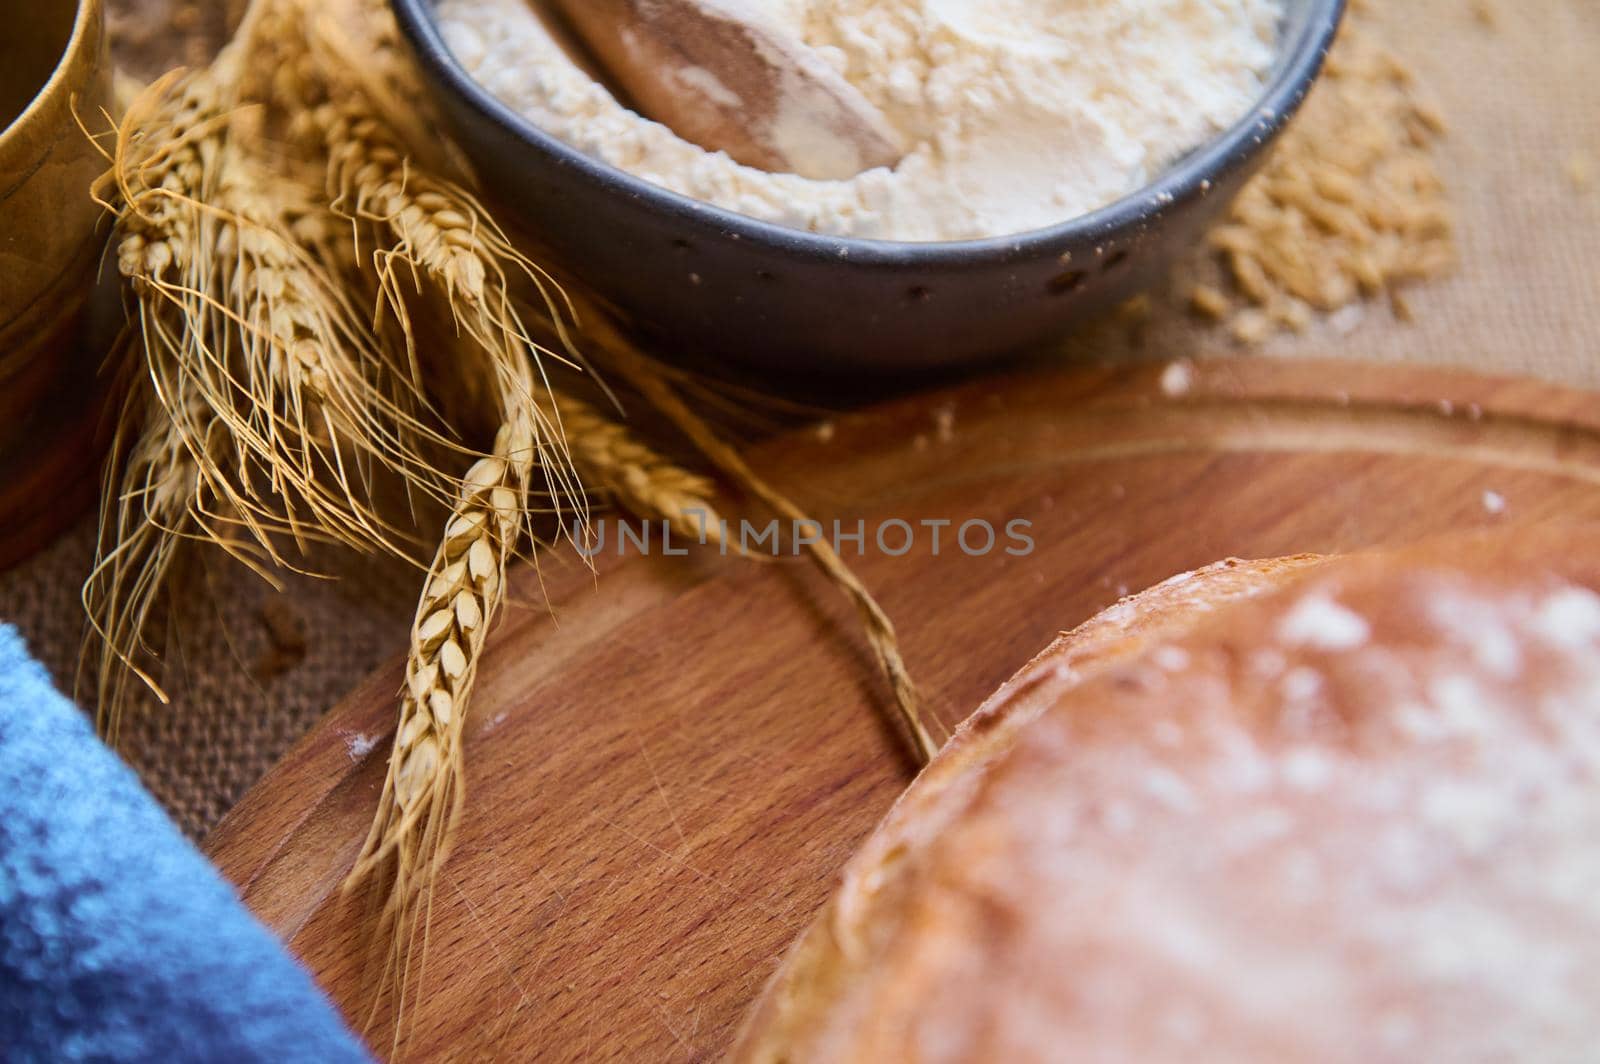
[734,529,1600,1062]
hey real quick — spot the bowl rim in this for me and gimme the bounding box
[390,0,1347,267]
[1,0,100,149]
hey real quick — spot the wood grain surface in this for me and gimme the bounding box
[205,358,1600,1060]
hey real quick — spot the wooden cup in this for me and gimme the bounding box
[0,0,114,569]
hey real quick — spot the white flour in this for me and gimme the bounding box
[436,0,1282,241]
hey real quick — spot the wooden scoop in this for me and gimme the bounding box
[551,0,905,180]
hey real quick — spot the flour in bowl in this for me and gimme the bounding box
[436,0,1282,241]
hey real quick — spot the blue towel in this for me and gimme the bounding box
[0,625,370,1062]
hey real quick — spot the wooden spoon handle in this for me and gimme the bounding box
[555,0,904,180]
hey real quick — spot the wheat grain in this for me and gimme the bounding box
[1189,284,1231,320]
[1190,14,1454,340]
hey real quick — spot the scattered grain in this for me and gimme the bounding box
[1568,151,1595,192]
[1189,284,1231,321]
[255,594,309,682]
[1160,360,1195,398]
[1192,14,1453,342]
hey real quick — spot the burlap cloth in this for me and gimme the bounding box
[1,0,1596,841]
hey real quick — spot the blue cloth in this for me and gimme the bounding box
[0,625,370,1063]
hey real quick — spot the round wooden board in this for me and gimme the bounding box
[205,358,1600,1060]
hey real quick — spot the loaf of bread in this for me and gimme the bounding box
[733,528,1600,1061]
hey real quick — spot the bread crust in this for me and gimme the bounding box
[732,553,1329,1061]
[733,528,1600,1062]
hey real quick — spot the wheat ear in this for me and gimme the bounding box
[200,143,458,554]
[82,70,229,732]
[81,381,212,739]
[581,312,941,762]
[543,390,725,546]
[253,0,584,521]
[104,69,446,549]
[228,3,582,1033]
[349,391,535,1042]
[258,0,571,360]
[86,57,467,733]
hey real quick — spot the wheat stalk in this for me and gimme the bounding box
[349,384,536,1043]
[89,8,921,1049]
[200,142,456,555]
[579,310,942,762]
[216,5,592,1037]
[253,0,587,526]
[83,71,230,732]
[87,50,482,733]
[543,390,725,546]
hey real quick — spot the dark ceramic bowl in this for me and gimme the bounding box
[391,0,1345,375]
